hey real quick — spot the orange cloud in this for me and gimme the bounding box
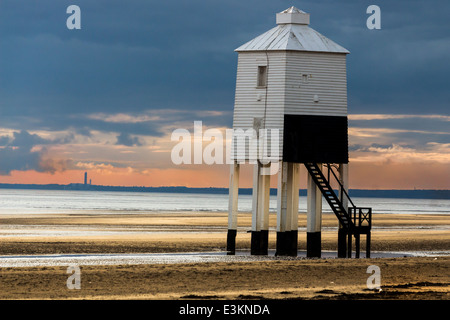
[348,114,450,121]
[349,161,450,189]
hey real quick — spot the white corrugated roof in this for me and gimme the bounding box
[235,8,349,54]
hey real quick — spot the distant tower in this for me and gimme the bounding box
[227,7,372,259]
[84,172,87,185]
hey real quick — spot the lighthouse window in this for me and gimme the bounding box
[257,66,267,87]
[302,74,309,84]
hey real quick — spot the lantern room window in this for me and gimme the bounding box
[257,66,267,87]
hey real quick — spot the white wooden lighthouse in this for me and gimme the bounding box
[227,7,371,258]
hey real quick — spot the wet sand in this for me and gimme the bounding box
[0,211,449,300]
[0,212,449,254]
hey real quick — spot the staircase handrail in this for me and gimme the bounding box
[324,163,356,209]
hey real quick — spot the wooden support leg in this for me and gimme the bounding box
[277,162,300,256]
[338,228,347,258]
[251,162,270,255]
[307,164,322,258]
[288,163,300,256]
[227,162,240,255]
[338,164,349,258]
[276,161,288,256]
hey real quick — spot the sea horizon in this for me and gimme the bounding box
[0,188,448,216]
[0,183,449,200]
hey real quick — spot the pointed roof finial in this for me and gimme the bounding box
[282,6,305,14]
[276,6,310,25]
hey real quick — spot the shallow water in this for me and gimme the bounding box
[0,250,448,268]
[1,224,448,239]
[0,189,449,215]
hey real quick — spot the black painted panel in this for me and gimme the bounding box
[283,114,348,163]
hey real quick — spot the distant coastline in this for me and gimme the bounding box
[0,183,448,200]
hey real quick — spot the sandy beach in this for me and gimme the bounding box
[0,211,449,300]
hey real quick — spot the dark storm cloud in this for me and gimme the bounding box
[0,146,42,175]
[0,1,448,141]
[8,130,51,149]
[349,116,450,147]
[0,130,71,174]
[0,136,11,146]
[115,132,142,147]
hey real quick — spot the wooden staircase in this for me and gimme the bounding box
[304,163,372,258]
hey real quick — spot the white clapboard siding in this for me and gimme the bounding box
[232,51,286,161]
[284,51,348,116]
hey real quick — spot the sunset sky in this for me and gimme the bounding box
[0,0,449,190]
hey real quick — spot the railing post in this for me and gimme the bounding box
[355,233,360,258]
[347,231,352,258]
[359,208,363,228]
[366,232,371,258]
[327,164,330,182]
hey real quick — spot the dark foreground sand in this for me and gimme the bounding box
[0,212,448,300]
[1,257,449,300]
